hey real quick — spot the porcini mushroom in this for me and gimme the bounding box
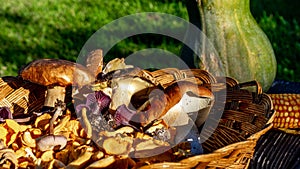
[129,81,214,127]
[19,58,95,110]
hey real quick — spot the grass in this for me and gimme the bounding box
[257,13,300,81]
[251,0,300,82]
[0,0,299,82]
[0,0,187,76]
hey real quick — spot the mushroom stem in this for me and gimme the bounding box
[44,86,66,108]
[81,107,92,139]
[49,102,65,135]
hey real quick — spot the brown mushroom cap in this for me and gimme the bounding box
[19,59,95,87]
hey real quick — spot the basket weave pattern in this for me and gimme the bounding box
[0,69,274,169]
[139,69,274,169]
[0,76,46,117]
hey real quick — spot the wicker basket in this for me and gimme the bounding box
[0,70,274,169]
[0,76,46,117]
[138,70,275,169]
[147,68,217,88]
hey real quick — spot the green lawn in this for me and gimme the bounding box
[1,0,299,82]
[0,0,188,76]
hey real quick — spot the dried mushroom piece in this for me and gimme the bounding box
[3,119,23,146]
[132,138,171,158]
[102,58,134,74]
[53,113,71,135]
[34,113,52,129]
[91,151,104,161]
[101,136,134,155]
[86,156,116,169]
[85,49,103,78]
[144,120,176,143]
[98,126,135,138]
[0,125,8,145]
[40,150,54,162]
[48,159,66,169]
[0,140,18,169]
[21,131,36,148]
[19,58,95,110]
[65,151,93,168]
[64,120,82,137]
[55,146,71,165]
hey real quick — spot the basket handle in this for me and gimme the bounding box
[238,80,263,102]
[238,80,262,94]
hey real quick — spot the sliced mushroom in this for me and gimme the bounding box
[102,136,133,155]
[102,58,133,74]
[86,156,116,169]
[85,49,103,77]
[131,138,171,158]
[0,140,18,169]
[19,58,95,110]
[21,131,36,148]
[65,151,93,168]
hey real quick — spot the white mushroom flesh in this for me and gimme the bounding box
[110,77,155,111]
[161,92,213,127]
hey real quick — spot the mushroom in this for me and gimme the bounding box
[49,100,66,135]
[129,81,214,127]
[36,134,67,152]
[0,140,18,169]
[102,58,134,74]
[110,76,156,111]
[161,90,213,127]
[36,101,68,152]
[19,58,95,110]
[85,49,103,77]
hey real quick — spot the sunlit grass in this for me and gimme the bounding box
[0,0,187,76]
[0,0,299,82]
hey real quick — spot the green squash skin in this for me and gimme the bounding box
[198,0,277,91]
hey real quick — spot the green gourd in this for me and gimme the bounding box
[183,0,277,91]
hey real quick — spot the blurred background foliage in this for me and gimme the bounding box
[0,0,299,82]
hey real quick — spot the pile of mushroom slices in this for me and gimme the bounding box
[0,49,215,168]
